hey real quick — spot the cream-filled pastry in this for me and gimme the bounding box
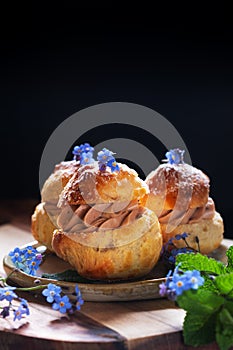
[31,144,93,250]
[146,149,224,254]
[52,148,162,280]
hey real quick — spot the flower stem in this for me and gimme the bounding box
[226,287,233,297]
[15,285,48,292]
[183,238,192,249]
[5,269,20,284]
[0,276,6,282]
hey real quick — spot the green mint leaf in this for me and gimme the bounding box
[176,252,226,275]
[225,300,233,314]
[200,276,220,294]
[41,269,93,283]
[183,311,217,347]
[177,289,224,313]
[177,289,224,346]
[226,246,233,273]
[216,306,233,350]
[214,272,233,297]
[175,248,233,349]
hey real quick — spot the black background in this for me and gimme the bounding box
[0,4,232,237]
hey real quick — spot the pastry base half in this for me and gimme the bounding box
[52,209,162,280]
[161,211,224,254]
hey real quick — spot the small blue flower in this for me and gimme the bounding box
[165,269,173,287]
[167,265,204,297]
[75,285,81,295]
[171,247,191,257]
[97,148,120,172]
[72,143,94,161]
[9,246,43,275]
[28,256,42,268]
[175,233,188,241]
[97,148,114,164]
[162,264,204,301]
[175,234,183,240]
[19,298,30,316]
[42,283,61,303]
[0,306,10,318]
[159,282,167,297]
[166,288,177,301]
[107,158,120,172]
[168,255,176,264]
[80,151,95,165]
[184,270,204,290]
[75,285,84,310]
[14,300,29,321]
[52,295,72,314]
[27,267,36,276]
[13,306,24,321]
[167,264,187,296]
[165,149,184,165]
[72,145,83,156]
[0,287,17,302]
[0,288,4,300]
[35,253,43,261]
[9,247,23,264]
[168,273,188,296]
[167,237,175,245]
[99,163,107,171]
[25,256,42,276]
[81,143,94,153]
[23,246,38,259]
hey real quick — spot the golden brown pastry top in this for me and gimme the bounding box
[59,161,148,206]
[41,160,80,204]
[146,163,210,210]
[54,160,80,187]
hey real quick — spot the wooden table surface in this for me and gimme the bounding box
[0,199,232,350]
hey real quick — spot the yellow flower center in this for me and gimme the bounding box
[177,281,183,288]
[191,277,197,284]
[28,250,32,254]
[112,161,117,167]
[5,291,11,295]
[60,301,65,307]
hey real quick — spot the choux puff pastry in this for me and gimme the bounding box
[31,144,92,250]
[145,149,224,254]
[52,148,162,280]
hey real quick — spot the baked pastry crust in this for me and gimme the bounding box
[161,211,224,254]
[52,208,162,280]
[145,160,224,253]
[31,161,80,249]
[146,163,210,212]
[31,202,56,251]
[59,162,148,207]
[41,160,80,225]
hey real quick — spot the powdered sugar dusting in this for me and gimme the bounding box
[146,163,209,196]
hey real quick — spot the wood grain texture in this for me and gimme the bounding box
[0,199,232,350]
[81,300,185,339]
[0,297,126,349]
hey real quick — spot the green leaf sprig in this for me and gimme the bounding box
[175,246,233,350]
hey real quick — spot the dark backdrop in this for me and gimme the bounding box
[0,4,232,238]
